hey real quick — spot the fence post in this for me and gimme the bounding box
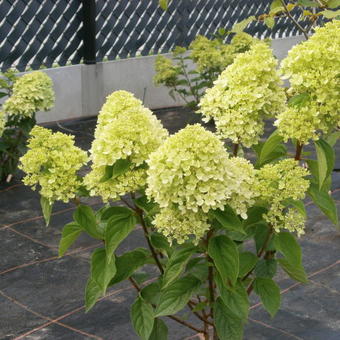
[82,0,96,64]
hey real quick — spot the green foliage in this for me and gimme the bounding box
[131,296,155,340]
[0,71,54,182]
[153,32,257,109]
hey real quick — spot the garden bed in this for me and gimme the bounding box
[0,107,339,340]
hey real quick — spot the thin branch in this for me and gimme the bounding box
[120,196,134,209]
[232,143,239,157]
[280,0,309,39]
[294,142,304,161]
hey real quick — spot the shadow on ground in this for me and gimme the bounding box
[0,107,339,340]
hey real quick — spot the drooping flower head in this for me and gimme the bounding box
[3,71,54,117]
[84,91,168,201]
[19,126,88,203]
[276,20,340,143]
[199,41,286,147]
[255,159,310,236]
[147,124,257,243]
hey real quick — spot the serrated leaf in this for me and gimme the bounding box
[232,16,256,33]
[215,297,244,340]
[131,296,154,340]
[308,183,338,226]
[264,17,275,29]
[239,252,258,278]
[85,278,102,312]
[40,196,53,226]
[149,318,168,340]
[90,248,116,295]
[208,235,239,287]
[74,205,102,239]
[255,259,277,278]
[288,92,310,108]
[314,139,335,190]
[99,158,131,183]
[321,9,340,17]
[100,206,133,221]
[155,275,201,317]
[58,222,82,257]
[134,195,159,216]
[274,232,302,266]
[278,258,308,283]
[254,278,281,317]
[110,248,150,285]
[209,206,244,233]
[141,281,162,305]
[162,245,195,288]
[256,130,286,167]
[243,206,267,227]
[150,232,171,254]
[215,275,249,320]
[105,214,137,263]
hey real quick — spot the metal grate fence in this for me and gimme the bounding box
[0,0,304,72]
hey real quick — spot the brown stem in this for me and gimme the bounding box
[232,143,239,157]
[188,301,213,326]
[120,196,135,209]
[294,142,304,161]
[128,278,205,334]
[280,0,309,40]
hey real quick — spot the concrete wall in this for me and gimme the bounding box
[34,35,304,123]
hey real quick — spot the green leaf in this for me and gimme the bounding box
[270,0,282,10]
[297,0,319,7]
[320,9,340,18]
[110,248,150,285]
[105,214,137,263]
[215,275,249,320]
[254,278,281,317]
[327,0,340,9]
[162,245,195,288]
[274,231,302,266]
[214,297,244,340]
[131,296,154,340]
[159,0,169,10]
[278,259,308,283]
[99,158,131,183]
[254,224,271,254]
[40,196,53,226]
[264,17,275,29]
[239,252,258,278]
[149,318,168,340]
[308,183,338,226]
[255,259,277,279]
[283,199,307,218]
[58,222,82,257]
[209,206,244,233]
[155,275,201,317]
[232,16,256,33]
[74,205,102,239]
[85,278,102,312]
[134,195,159,216]
[100,206,133,221]
[150,232,171,254]
[91,248,116,294]
[325,131,340,147]
[243,206,267,227]
[288,92,311,107]
[141,281,161,305]
[314,139,335,190]
[256,130,286,167]
[208,235,239,287]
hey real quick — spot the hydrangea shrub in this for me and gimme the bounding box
[0,71,55,182]
[20,21,339,340]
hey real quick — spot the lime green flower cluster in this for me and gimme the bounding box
[199,41,286,147]
[3,71,54,117]
[255,159,310,236]
[153,56,180,87]
[276,20,340,143]
[189,35,234,74]
[147,124,257,243]
[153,208,210,244]
[19,126,88,203]
[85,91,168,201]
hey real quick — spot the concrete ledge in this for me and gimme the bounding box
[33,35,304,123]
